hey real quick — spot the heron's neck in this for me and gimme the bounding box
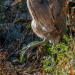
[27,0,34,19]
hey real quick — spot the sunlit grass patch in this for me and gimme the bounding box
[41,35,75,75]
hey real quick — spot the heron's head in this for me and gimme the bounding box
[12,0,21,6]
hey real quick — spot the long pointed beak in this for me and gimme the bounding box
[12,0,21,6]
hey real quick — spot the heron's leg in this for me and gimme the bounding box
[49,40,58,60]
[49,40,54,49]
[49,40,52,43]
[43,38,46,42]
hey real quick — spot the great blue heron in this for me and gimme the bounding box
[12,0,67,43]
